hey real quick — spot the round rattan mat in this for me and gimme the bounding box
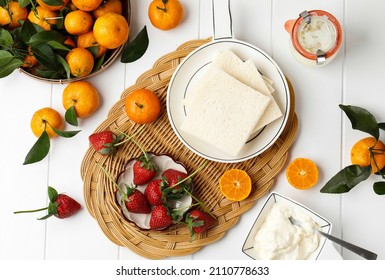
[80,38,298,259]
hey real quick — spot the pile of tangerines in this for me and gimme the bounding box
[0,0,129,79]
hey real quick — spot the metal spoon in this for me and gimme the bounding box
[289,216,377,260]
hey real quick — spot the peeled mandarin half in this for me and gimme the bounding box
[286,158,319,190]
[219,169,252,201]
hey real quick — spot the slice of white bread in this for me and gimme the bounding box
[180,68,270,157]
[242,60,282,132]
[213,50,271,95]
[215,50,281,132]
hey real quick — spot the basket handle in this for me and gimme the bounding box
[212,0,233,41]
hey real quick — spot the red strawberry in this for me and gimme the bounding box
[185,209,216,237]
[144,179,163,206]
[150,205,173,230]
[124,185,151,214]
[133,153,157,185]
[89,130,124,155]
[162,169,188,189]
[14,186,81,220]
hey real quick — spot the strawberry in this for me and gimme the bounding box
[89,130,124,155]
[149,205,173,230]
[185,209,216,237]
[162,169,189,189]
[133,153,158,185]
[124,185,151,214]
[14,186,81,220]
[144,179,164,206]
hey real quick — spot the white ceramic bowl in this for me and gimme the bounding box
[242,192,341,260]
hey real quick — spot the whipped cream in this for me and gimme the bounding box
[253,202,320,260]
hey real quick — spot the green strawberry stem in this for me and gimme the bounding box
[165,161,207,190]
[115,125,145,147]
[97,162,128,200]
[164,160,216,219]
[14,206,49,214]
[182,187,216,219]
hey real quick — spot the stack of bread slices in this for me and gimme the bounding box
[181,50,282,158]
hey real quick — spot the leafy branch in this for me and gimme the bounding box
[320,105,385,195]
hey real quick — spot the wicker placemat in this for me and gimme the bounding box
[80,38,298,259]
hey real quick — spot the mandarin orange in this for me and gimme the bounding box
[351,137,385,174]
[286,158,319,190]
[124,89,161,124]
[219,169,252,201]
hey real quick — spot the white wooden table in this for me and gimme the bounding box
[1,0,384,261]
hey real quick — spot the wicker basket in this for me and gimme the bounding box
[80,38,298,259]
[19,0,131,84]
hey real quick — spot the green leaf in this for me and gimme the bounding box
[51,126,81,138]
[35,67,66,79]
[0,50,13,67]
[339,104,379,140]
[48,202,59,215]
[0,29,13,47]
[42,0,63,6]
[32,44,60,70]
[1,0,6,7]
[21,19,38,43]
[48,41,70,51]
[27,30,66,47]
[120,25,149,63]
[373,182,385,195]
[18,0,30,8]
[65,105,78,126]
[87,46,99,58]
[93,53,105,71]
[378,123,385,131]
[0,57,23,78]
[23,131,50,165]
[48,186,59,202]
[320,165,372,193]
[56,54,70,79]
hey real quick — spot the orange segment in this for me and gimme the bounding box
[286,158,319,190]
[219,169,252,201]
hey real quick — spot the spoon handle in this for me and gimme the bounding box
[317,230,377,260]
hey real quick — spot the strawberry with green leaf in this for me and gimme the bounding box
[185,209,216,238]
[89,130,125,155]
[123,184,151,214]
[118,128,158,185]
[14,186,81,219]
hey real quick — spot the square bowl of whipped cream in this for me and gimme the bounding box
[242,192,332,260]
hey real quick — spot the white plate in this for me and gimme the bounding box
[167,39,291,163]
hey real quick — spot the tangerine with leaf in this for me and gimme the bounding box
[65,47,94,78]
[77,31,107,58]
[27,6,58,30]
[25,107,81,165]
[62,81,100,125]
[351,137,385,174]
[0,1,28,29]
[31,107,64,139]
